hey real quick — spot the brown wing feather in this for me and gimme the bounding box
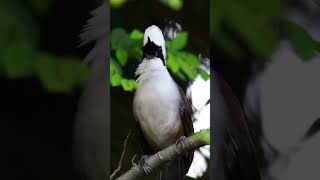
[178,86,194,174]
[215,72,261,180]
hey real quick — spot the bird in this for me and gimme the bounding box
[133,25,194,180]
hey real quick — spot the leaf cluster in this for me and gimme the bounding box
[110,28,209,91]
[0,0,90,94]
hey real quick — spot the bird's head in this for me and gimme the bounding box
[143,25,166,66]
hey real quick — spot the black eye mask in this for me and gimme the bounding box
[143,37,165,66]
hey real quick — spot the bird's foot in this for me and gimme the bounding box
[175,136,188,154]
[139,155,152,175]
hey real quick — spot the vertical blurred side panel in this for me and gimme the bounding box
[73,1,109,180]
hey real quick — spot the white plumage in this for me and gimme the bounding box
[134,58,182,150]
[133,25,182,150]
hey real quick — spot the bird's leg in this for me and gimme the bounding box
[138,155,153,175]
[175,136,188,155]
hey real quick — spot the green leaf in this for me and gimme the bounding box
[171,32,188,51]
[286,21,317,61]
[130,29,144,41]
[176,56,197,80]
[110,58,122,75]
[199,68,210,81]
[121,78,137,91]
[183,52,199,67]
[111,73,122,87]
[110,0,127,8]
[159,0,183,10]
[129,79,138,90]
[167,53,179,73]
[111,28,132,50]
[167,52,200,81]
[116,49,128,66]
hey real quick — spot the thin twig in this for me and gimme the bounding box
[110,130,132,179]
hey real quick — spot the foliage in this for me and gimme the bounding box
[111,0,183,10]
[110,0,127,8]
[159,0,183,10]
[110,28,209,91]
[285,21,320,61]
[0,40,90,93]
[212,0,320,61]
[0,0,90,94]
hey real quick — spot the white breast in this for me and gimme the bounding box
[133,59,182,149]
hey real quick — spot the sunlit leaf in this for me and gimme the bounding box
[167,53,180,73]
[183,52,199,67]
[199,68,210,81]
[110,0,127,8]
[130,29,144,41]
[121,78,137,91]
[176,56,197,80]
[111,73,122,87]
[110,58,122,75]
[171,32,188,51]
[159,0,183,10]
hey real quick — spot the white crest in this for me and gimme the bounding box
[143,25,166,59]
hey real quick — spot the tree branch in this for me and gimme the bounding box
[114,129,210,180]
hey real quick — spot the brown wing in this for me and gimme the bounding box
[178,86,194,174]
[212,71,261,180]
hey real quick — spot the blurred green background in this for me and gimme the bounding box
[212,1,320,179]
[1,0,100,179]
[212,0,320,98]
